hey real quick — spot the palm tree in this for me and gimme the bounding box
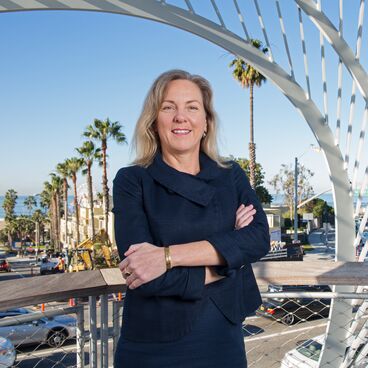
[49,174,63,251]
[40,184,53,247]
[32,209,47,255]
[23,196,37,216]
[229,39,268,189]
[76,141,102,240]
[83,118,127,234]
[65,157,84,246]
[2,189,18,246]
[56,161,71,248]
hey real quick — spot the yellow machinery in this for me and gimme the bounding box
[69,229,113,272]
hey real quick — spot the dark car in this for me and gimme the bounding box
[257,284,331,325]
[0,260,11,272]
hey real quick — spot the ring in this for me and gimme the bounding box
[123,270,132,279]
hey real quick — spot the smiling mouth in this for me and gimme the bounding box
[171,129,192,135]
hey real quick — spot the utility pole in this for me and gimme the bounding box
[294,157,298,241]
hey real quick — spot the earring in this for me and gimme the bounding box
[202,131,207,138]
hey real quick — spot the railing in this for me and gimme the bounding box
[0,262,367,367]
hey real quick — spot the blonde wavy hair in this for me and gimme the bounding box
[131,69,228,168]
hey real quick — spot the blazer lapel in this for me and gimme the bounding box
[147,152,224,207]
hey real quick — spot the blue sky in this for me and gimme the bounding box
[0,2,366,197]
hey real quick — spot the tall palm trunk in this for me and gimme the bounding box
[101,140,109,234]
[63,179,68,248]
[87,163,96,238]
[249,82,256,189]
[7,231,13,248]
[72,175,80,246]
[56,191,61,252]
[51,194,57,249]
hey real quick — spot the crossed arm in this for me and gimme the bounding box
[113,164,270,300]
[119,203,256,290]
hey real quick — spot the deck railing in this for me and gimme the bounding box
[0,262,367,367]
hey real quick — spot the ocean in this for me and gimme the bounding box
[0,196,75,219]
[1,193,367,219]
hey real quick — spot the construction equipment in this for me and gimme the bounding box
[69,230,116,272]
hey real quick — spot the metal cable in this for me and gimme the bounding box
[297,4,311,99]
[342,317,368,367]
[352,104,368,190]
[355,166,368,218]
[253,0,274,61]
[210,0,225,28]
[184,0,195,14]
[317,0,329,125]
[275,0,294,78]
[232,0,250,40]
[345,0,365,168]
[335,0,343,146]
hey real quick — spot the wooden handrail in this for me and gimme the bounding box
[0,262,367,310]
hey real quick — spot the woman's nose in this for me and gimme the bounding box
[173,109,187,123]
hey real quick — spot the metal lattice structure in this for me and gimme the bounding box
[1,0,368,366]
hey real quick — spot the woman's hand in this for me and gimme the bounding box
[234,204,256,230]
[119,242,167,290]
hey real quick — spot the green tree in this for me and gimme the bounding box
[231,156,272,204]
[76,141,102,240]
[2,189,17,220]
[15,215,35,250]
[2,189,18,246]
[304,198,334,223]
[49,173,63,251]
[40,182,53,247]
[66,157,84,245]
[83,118,127,235]
[269,163,314,221]
[229,39,268,189]
[23,195,37,216]
[56,161,71,248]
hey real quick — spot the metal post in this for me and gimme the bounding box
[88,296,97,368]
[112,300,124,354]
[100,294,109,368]
[294,157,298,241]
[76,305,85,368]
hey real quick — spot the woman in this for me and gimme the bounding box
[113,70,270,367]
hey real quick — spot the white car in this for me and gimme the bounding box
[281,335,368,368]
[0,308,76,348]
[0,336,16,368]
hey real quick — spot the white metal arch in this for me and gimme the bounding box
[0,1,360,366]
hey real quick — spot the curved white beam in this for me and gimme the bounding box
[0,1,355,366]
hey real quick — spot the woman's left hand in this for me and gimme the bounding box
[119,242,167,289]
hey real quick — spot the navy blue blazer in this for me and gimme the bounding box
[112,151,270,342]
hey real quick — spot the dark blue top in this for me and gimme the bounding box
[112,151,270,342]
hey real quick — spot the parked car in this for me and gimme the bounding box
[257,284,331,325]
[281,334,368,367]
[0,260,10,273]
[39,257,59,275]
[0,308,76,348]
[0,336,16,368]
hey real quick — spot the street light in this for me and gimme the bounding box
[294,144,321,241]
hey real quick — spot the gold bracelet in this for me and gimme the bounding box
[164,246,172,270]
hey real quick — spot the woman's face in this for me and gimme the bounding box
[156,79,207,157]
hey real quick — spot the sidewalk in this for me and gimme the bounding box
[304,228,335,262]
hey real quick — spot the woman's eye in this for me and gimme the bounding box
[188,105,199,111]
[162,105,174,111]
